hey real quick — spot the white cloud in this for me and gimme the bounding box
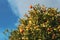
[7,0,45,18]
[7,0,33,18]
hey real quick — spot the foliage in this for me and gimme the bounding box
[9,4,60,40]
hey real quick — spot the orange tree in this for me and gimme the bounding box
[9,4,60,40]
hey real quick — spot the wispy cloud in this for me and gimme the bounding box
[7,0,46,18]
[8,0,60,18]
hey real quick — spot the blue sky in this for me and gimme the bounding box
[0,0,18,40]
[0,0,60,40]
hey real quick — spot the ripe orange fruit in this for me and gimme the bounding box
[20,29,24,33]
[29,5,32,9]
